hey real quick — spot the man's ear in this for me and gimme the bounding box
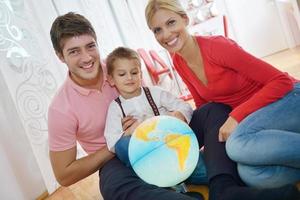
[56,51,65,63]
[107,75,115,86]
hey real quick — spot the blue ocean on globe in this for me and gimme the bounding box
[128,116,199,187]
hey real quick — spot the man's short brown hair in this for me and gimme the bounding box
[50,12,97,54]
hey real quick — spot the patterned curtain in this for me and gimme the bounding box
[0,0,63,197]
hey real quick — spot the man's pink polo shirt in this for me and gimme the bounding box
[48,73,118,154]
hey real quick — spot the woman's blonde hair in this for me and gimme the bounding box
[145,0,187,28]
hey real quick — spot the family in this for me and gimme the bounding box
[47,0,300,200]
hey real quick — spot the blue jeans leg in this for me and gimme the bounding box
[185,151,208,185]
[226,83,300,188]
[115,136,131,167]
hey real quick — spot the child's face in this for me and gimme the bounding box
[109,58,142,99]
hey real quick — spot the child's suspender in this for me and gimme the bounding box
[114,97,126,118]
[114,87,160,118]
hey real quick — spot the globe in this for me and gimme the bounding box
[128,116,199,187]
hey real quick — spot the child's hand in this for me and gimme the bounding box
[122,116,140,135]
[168,111,187,122]
[122,116,137,132]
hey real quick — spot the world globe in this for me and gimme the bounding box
[128,116,199,187]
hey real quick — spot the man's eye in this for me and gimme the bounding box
[69,50,78,55]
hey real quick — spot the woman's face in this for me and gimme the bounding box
[149,9,189,53]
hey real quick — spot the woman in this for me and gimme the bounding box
[145,0,300,200]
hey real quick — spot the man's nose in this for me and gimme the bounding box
[81,50,92,62]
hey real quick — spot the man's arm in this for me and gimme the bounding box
[50,146,114,186]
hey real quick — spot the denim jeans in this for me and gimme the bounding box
[100,158,198,200]
[115,135,208,185]
[115,135,131,167]
[185,150,208,185]
[226,82,300,188]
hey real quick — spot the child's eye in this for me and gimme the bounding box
[118,73,125,76]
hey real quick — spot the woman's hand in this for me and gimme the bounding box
[218,116,238,142]
[121,116,139,136]
[168,111,187,122]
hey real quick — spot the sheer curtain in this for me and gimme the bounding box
[0,0,65,198]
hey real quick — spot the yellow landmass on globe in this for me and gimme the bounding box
[165,134,191,171]
[135,120,191,171]
[135,119,159,142]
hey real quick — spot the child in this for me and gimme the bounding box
[104,47,207,186]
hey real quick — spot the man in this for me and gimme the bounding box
[48,12,201,200]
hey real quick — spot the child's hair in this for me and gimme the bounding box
[106,47,141,75]
[145,0,187,28]
[50,12,97,54]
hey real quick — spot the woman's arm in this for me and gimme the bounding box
[210,36,294,122]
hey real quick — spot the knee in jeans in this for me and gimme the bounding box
[238,164,276,188]
[226,133,244,161]
[226,123,257,162]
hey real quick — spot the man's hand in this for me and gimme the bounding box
[122,116,139,135]
[168,111,187,122]
[218,116,238,142]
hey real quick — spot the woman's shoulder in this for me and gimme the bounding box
[196,35,232,48]
[196,35,239,59]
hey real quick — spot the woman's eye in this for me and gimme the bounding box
[153,28,161,34]
[88,43,96,49]
[168,19,176,26]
